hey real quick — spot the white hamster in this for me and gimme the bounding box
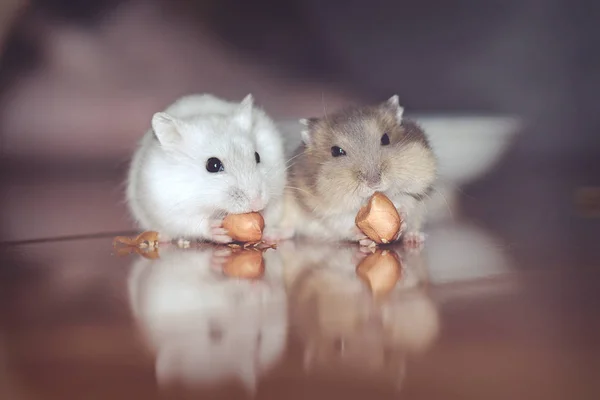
[126,93,287,243]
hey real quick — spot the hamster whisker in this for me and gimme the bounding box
[284,152,305,166]
[321,92,332,129]
[264,157,299,176]
[433,176,473,199]
[285,186,315,197]
[313,202,341,224]
[396,134,415,150]
[283,162,301,172]
[396,176,454,219]
[266,187,284,197]
[212,209,228,219]
[352,181,361,195]
[163,202,194,218]
[426,186,455,220]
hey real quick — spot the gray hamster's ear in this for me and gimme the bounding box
[233,94,254,130]
[383,95,405,124]
[151,112,181,146]
[299,117,319,145]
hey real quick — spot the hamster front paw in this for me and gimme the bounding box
[359,237,377,248]
[209,219,234,244]
[350,226,377,247]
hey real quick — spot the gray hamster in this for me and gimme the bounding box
[280,95,437,247]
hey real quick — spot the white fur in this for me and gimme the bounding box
[126,93,287,241]
[128,247,288,393]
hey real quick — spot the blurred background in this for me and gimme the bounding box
[1,3,599,398]
[0,0,599,267]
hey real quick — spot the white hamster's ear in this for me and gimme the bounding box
[233,94,254,130]
[299,117,319,145]
[241,93,254,107]
[151,112,181,146]
[384,95,405,124]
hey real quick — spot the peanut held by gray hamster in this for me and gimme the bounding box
[282,96,437,246]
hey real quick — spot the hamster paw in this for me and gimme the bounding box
[209,220,234,244]
[262,227,295,244]
[402,231,426,252]
[359,237,377,248]
[210,247,233,272]
[396,209,409,236]
[351,226,377,248]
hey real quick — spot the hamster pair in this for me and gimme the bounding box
[281,96,437,247]
[126,94,286,243]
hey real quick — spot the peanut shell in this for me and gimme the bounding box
[222,212,264,242]
[355,192,402,244]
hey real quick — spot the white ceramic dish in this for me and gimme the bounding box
[414,115,521,186]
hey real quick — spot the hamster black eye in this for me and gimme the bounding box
[331,146,347,157]
[206,157,224,173]
[381,133,390,146]
[255,151,261,164]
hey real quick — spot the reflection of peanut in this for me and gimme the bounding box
[222,212,265,242]
[356,250,402,296]
[113,231,160,259]
[113,231,159,248]
[223,250,265,279]
[355,192,402,243]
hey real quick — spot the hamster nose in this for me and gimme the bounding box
[361,171,382,188]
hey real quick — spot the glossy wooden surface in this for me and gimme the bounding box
[2,238,599,400]
[2,0,600,396]
[1,159,599,400]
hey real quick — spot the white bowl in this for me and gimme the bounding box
[414,115,521,186]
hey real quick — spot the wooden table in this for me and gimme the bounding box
[1,159,599,400]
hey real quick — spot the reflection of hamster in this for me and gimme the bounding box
[282,96,437,246]
[126,94,286,243]
[280,241,439,390]
[127,246,288,393]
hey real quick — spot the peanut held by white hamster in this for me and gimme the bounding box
[126,93,286,243]
[283,96,437,247]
